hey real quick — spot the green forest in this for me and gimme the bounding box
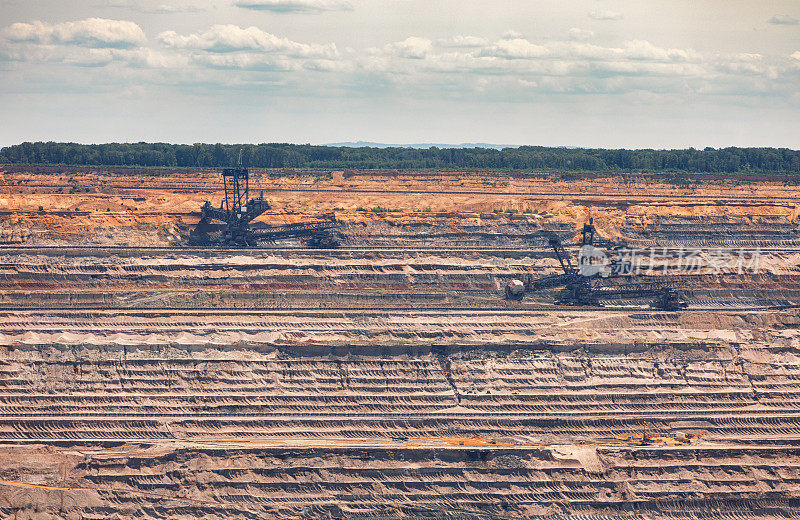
[1,141,799,174]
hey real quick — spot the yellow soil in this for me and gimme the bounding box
[1,169,798,242]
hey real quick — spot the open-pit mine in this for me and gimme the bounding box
[1,165,800,519]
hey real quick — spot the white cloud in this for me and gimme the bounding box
[568,28,594,41]
[502,29,523,39]
[437,35,489,48]
[233,0,352,13]
[191,51,348,72]
[104,0,208,13]
[1,18,146,48]
[482,37,548,59]
[551,40,701,65]
[768,14,799,25]
[368,35,707,80]
[384,36,432,59]
[621,40,697,62]
[158,25,338,58]
[123,47,191,68]
[737,53,763,60]
[2,17,797,106]
[0,36,182,69]
[588,10,623,21]
[352,33,789,101]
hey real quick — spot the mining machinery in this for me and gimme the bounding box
[507,219,687,310]
[193,151,342,248]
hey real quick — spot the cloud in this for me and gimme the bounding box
[502,29,523,39]
[190,51,348,72]
[356,33,779,101]
[2,18,798,106]
[233,0,352,13]
[588,10,623,21]
[0,37,183,69]
[369,34,705,80]
[737,53,762,60]
[768,14,799,25]
[620,40,697,62]
[384,37,432,59]
[568,28,594,41]
[158,25,338,58]
[103,0,208,13]
[482,37,548,59]
[1,18,146,48]
[122,47,191,68]
[437,35,489,48]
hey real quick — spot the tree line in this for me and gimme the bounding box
[1,141,799,174]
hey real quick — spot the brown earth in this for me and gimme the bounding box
[0,167,800,519]
[1,167,798,245]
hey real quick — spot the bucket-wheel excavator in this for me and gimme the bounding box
[191,151,342,247]
[506,219,687,310]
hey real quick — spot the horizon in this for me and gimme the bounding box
[3,140,800,152]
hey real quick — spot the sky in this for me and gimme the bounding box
[1,0,799,149]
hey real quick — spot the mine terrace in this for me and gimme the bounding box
[0,165,799,519]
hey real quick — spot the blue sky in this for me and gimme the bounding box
[1,0,799,148]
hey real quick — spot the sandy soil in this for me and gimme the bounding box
[1,167,799,519]
[1,168,798,245]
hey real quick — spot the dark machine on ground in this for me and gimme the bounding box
[192,152,342,247]
[507,219,687,310]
